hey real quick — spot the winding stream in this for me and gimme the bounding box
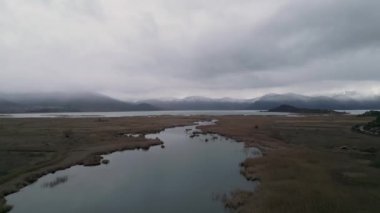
[6,121,259,213]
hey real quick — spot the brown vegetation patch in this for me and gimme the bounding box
[201,115,380,213]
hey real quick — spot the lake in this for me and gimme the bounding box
[0,109,372,118]
[1,110,290,118]
[6,121,259,213]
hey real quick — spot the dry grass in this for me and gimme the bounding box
[0,198,12,213]
[201,115,380,213]
[2,115,380,212]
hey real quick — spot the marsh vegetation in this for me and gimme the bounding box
[200,115,380,213]
[1,115,380,212]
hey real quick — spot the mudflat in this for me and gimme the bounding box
[1,115,380,213]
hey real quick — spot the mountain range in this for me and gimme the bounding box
[0,92,157,113]
[0,92,379,113]
[139,96,252,110]
[245,93,380,110]
[139,93,380,111]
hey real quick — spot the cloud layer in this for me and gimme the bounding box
[1,0,379,99]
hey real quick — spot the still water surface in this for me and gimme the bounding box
[2,110,288,118]
[7,121,257,213]
[1,109,372,118]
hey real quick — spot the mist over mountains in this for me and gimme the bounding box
[0,92,157,113]
[0,92,379,113]
[140,93,380,111]
[245,93,380,110]
[140,96,252,110]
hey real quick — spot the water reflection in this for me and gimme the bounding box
[41,176,68,188]
[7,121,256,213]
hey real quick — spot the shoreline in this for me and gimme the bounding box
[198,115,380,212]
[1,138,163,196]
[0,116,206,212]
[2,115,380,212]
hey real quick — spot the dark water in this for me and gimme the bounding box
[6,121,258,213]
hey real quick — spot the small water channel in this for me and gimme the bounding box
[6,121,260,213]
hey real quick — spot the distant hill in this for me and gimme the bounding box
[0,99,23,113]
[140,93,380,111]
[268,104,345,114]
[1,92,380,113]
[246,93,380,110]
[359,111,380,117]
[0,92,157,113]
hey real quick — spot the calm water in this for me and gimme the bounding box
[6,121,258,213]
[1,110,289,118]
[1,109,374,118]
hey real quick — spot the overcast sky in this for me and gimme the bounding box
[1,0,380,100]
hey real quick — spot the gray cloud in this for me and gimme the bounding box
[189,0,380,74]
[0,0,379,99]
